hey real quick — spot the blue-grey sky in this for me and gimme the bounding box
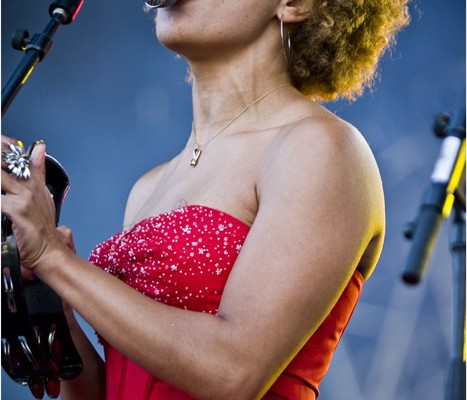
[2,0,465,399]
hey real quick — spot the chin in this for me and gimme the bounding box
[156,30,191,56]
[156,24,209,59]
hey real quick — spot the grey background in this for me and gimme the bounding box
[1,0,465,399]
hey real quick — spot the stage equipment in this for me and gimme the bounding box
[402,91,465,400]
[1,1,84,398]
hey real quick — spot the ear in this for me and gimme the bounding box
[276,0,310,24]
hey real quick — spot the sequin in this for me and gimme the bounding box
[92,206,365,400]
[89,205,250,314]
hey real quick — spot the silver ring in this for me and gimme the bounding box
[2,143,31,180]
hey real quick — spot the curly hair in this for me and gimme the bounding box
[290,0,410,101]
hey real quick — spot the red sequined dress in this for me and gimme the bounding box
[89,205,363,399]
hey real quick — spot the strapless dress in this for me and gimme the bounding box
[89,205,363,399]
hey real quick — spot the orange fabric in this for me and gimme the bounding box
[267,271,363,399]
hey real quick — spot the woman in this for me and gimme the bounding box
[2,0,409,399]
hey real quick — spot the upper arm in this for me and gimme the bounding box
[216,117,385,394]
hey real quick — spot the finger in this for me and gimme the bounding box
[1,171,33,221]
[21,267,37,281]
[29,141,47,179]
[57,225,77,253]
[1,134,21,148]
[1,168,24,196]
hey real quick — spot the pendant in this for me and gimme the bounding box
[190,144,202,166]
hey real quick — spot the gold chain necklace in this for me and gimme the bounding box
[190,83,290,166]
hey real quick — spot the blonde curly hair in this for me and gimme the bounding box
[290,0,410,101]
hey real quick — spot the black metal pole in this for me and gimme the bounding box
[1,0,83,116]
[1,11,66,116]
[445,202,466,400]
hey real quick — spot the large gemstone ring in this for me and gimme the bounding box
[2,143,31,180]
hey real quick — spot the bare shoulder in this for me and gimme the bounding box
[261,106,383,195]
[257,106,385,280]
[271,107,379,174]
[123,162,169,228]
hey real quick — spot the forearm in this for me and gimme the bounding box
[60,309,106,400]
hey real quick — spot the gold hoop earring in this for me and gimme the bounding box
[280,17,291,65]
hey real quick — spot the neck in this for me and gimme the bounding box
[189,60,290,144]
[188,80,292,167]
[182,17,290,143]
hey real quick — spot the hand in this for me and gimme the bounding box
[57,225,77,254]
[20,225,76,281]
[1,139,62,273]
[1,134,24,174]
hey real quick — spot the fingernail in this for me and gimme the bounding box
[27,140,46,156]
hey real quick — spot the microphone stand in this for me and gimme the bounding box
[1,2,84,398]
[445,199,466,400]
[1,0,83,116]
[402,92,466,400]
